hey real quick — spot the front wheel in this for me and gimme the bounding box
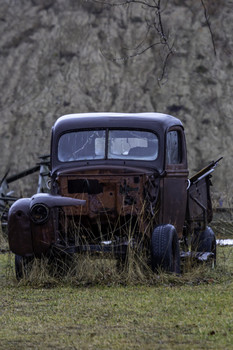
[15,255,34,280]
[151,224,180,274]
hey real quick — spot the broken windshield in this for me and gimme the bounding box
[108,130,158,160]
[58,129,158,162]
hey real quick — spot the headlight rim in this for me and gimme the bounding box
[30,203,50,225]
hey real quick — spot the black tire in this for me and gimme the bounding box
[191,226,216,266]
[151,224,180,273]
[15,255,34,280]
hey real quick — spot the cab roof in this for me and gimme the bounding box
[51,113,185,175]
[53,113,183,135]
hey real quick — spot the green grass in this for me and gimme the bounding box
[0,246,232,350]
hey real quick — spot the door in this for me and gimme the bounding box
[160,127,189,238]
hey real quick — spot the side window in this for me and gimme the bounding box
[166,130,182,164]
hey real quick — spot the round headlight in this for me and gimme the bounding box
[30,204,49,224]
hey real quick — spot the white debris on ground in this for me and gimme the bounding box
[216,239,233,246]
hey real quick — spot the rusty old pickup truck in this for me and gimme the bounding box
[8,113,221,279]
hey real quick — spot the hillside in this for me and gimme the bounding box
[0,0,232,200]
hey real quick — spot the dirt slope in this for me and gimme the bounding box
[0,0,232,198]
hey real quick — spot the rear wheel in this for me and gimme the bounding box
[151,224,180,273]
[191,226,216,267]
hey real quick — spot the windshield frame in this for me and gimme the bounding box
[57,128,159,163]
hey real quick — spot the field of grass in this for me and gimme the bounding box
[0,244,232,350]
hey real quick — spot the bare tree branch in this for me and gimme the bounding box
[90,0,174,82]
[158,41,174,84]
[100,40,162,61]
[87,0,159,9]
[122,25,151,51]
[87,0,216,82]
[200,0,217,56]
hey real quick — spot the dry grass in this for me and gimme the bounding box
[0,244,232,350]
[0,217,232,349]
[0,224,8,253]
[1,213,233,286]
[2,240,232,289]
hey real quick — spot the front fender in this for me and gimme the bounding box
[8,194,86,257]
[8,198,33,256]
[30,193,86,208]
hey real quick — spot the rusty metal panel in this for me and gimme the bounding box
[160,171,188,238]
[188,176,213,226]
[8,198,34,256]
[58,171,145,218]
[30,213,56,257]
